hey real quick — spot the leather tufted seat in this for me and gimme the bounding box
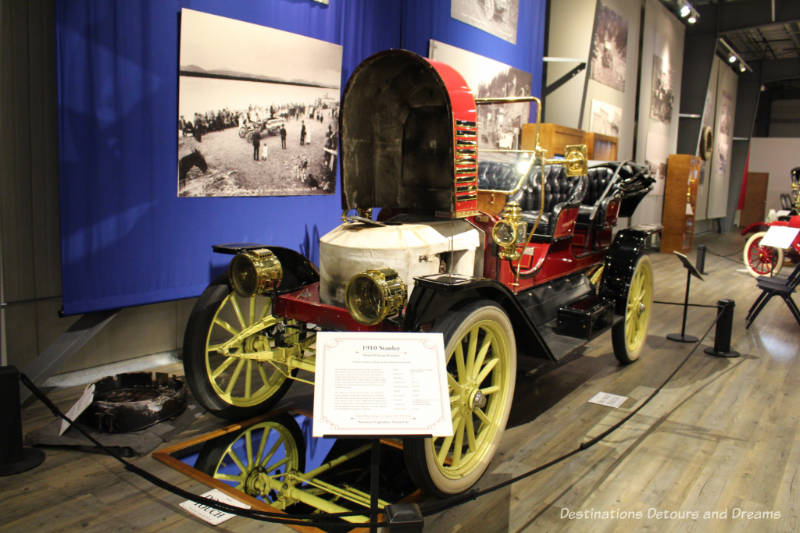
[578,166,615,223]
[514,165,587,236]
[478,161,520,191]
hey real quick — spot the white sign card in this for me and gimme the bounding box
[588,391,628,408]
[759,225,800,250]
[312,332,453,438]
[59,383,95,435]
[179,488,251,525]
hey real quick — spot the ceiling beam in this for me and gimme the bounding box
[695,0,800,33]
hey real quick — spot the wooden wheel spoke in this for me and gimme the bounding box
[244,360,253,398]
[257,364,269,388]
[227,448,248,473]
[481,385,500,396]
[465,328,479,377]
[265,456,290,473]
[255,427,268,463]
[452,419,465,466]
[447,372,459,391]
[474,407,491,426]
[475,356,498,384]
[224,359,246,396]
[454,343,466,382]
[472,334,493,379]
[262,436,283,468]
[465,413,477,452]
[245,430,254,465]
[229,295,247,330]
[211,356,236,380]
[436,434,455,466]
[249,296,256,325]
[216,473,244,483]
[213,317,239,336]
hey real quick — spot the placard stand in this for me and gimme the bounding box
[313,332,451,532]
[667,252,705,343]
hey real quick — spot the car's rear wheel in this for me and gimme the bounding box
[183,280,298,420]
[403,300,516,496]
[612,255,653,364]
[743,231,783,277]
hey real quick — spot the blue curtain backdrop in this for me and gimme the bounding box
[56,0,546,315]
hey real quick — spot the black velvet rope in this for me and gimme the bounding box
[19,310,720,526]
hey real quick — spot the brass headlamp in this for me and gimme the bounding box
[492,201,526,261]
[345,268,407,325]
[228,248,283,296]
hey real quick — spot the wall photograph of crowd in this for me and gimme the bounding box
[177,9,342,197]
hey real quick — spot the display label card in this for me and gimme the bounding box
[312,332,453,438]
[59,383,95,435]
[588,391,628,408]
[179,489,250,525]
[760,225,800,249]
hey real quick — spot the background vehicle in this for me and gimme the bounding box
[741,167,800,277]
[182,49,655,497]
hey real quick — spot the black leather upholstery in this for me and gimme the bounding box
[478,161,519,191]
[515,165,586,236]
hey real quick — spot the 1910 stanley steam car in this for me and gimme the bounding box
[182,49,655,497]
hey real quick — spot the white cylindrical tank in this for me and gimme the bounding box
[319,220,481,308]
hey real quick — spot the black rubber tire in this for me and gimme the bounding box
[611,255,653,364]
[182,280,295,420]
[403,300,516,497]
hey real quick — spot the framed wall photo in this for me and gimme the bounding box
[450,0,520,44]
[589,2,629,92]
[590,99,623,137]
[178,8,343,198]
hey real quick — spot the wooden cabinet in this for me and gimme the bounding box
[740,172,768,228]
[661,154,701,254]
[521,123,618,160]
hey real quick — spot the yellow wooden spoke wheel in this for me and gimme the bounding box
[404,300,516,496]
[612,255,653,363]
[195,415,305,506]
[183,280,299,420]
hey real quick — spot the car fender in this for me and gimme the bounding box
[403,276,556,361]
[740,222,769,236]
[211,243,319,293]
[600,229,649,315]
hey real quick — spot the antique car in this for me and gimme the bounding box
[741,167,800,277]
[182,49,655,497]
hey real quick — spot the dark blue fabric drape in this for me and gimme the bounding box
[56,0,545,315]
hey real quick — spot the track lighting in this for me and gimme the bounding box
[687,15,697,24]
[728,54,737,63]
[679,5,691,18]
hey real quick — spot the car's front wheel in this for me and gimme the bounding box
[403,300,516,496]
[183,280,299,420]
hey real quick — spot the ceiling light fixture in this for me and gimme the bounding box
[679,5,691,18]
[687,14,697,24]
[728,54,737,63]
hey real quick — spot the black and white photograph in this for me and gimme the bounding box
[429,39,532,150]
[450,0,519,44]
[649,54,676,124]
[715,89,734,176]
[590,99,622,137]
[589,2,628,92]
[178,9,342,197]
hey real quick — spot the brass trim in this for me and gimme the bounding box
[456,193,478,202]
[229,249,283,297]
[345,268,407,326]
[455,119,477,127]
[456,139,477,146]
[455,129,477,137]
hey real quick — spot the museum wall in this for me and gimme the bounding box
[631,0,684,227]
[3,0,547,378]
[769,100,800,138]
[748,137,800,217]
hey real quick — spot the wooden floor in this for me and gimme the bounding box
[2,231,799,532]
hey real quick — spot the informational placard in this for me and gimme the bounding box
[588,391,628,408]
[312,332,453,438]
[760,225,800,250]
[59,383,95,435]
[179,489,250,525]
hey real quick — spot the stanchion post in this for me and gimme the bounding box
[696,245,707,275]
[0,366,45,475]
[705,299,740,358]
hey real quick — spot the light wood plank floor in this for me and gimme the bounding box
[2,231,798,532]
